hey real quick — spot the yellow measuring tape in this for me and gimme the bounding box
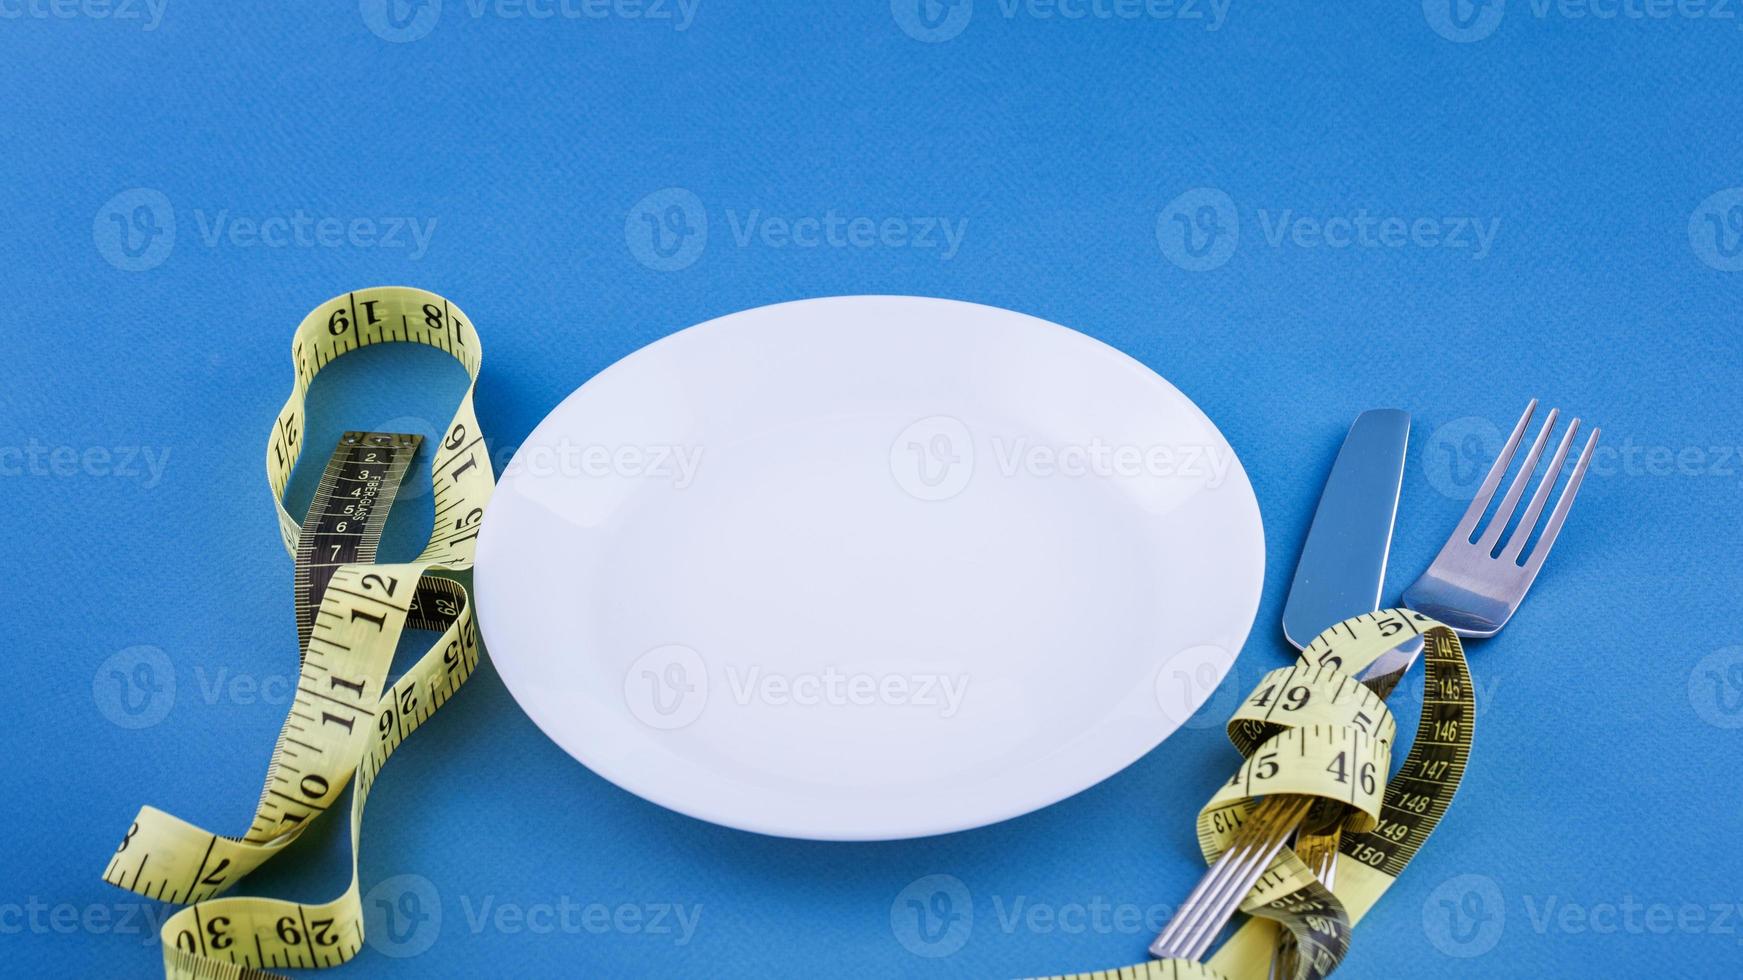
[1038,611,1474,980]
[101,286,493,978]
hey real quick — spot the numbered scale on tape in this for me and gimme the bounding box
[292,432,421,655]
[102,287,495,980]
[1034,611,1476,980]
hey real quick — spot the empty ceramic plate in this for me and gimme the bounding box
[474,296,1263,840]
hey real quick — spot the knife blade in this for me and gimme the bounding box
[1281,408,1411,650]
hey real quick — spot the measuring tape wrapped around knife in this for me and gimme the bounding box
[100,286,494,978]
[1035,611,1474,980]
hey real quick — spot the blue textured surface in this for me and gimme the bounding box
[4,2,1742,977]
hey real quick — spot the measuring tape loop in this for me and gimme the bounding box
[101,287,493,979]
[1037,610,1474,980]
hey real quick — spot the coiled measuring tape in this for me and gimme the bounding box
[101,286,494,979]
[1037,611,1474,980]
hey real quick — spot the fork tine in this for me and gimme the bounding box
[1453,399,1536,541]
[1476,406,1559,552]
[1521,427,1600,577]
[1501,418,1580,562]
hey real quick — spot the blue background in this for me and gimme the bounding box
[3,1,1741,977]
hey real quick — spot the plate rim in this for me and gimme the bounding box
[476,294,1265,840]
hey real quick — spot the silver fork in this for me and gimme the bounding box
[1149,400,1599,966]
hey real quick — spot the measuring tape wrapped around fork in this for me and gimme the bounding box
[1036,611,1475,980]
[100,286,494,978]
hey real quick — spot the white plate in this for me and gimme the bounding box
[475,296,1263,840]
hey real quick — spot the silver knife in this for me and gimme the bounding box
[1150,409,1415,965]
[1268,409,1411,977]
[1281,408,1411,649]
